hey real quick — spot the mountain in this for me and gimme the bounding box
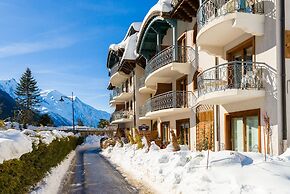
[0,90,16,120]
[0,79,110,127]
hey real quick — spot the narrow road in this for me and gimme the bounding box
[61,145,138,194]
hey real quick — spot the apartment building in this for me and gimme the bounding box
[106,0,290,155]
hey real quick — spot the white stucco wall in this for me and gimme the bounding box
[135,66,151,129]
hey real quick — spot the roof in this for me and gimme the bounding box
[136,0,173,55]
[109,22,142,52]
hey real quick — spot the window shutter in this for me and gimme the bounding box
[286,31,290,58]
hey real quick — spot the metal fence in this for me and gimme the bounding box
[197,0,264,31]
[145,46,196,78]
[110,110,133,122]
[197,61,265,97]
[139,91,196,117]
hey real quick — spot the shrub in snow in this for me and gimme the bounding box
[125,130,135,144]
[170,130,180,151]
[134,129,144,149]
[149,141,160,152]
[0,136,83,193]
[102,138,116,149]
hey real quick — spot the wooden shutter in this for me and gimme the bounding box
[286,31,290,58]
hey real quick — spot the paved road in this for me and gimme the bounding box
[61,146,138,194]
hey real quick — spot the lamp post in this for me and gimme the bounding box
[60,92,75,131]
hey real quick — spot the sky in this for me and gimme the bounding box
[0,0,156,112]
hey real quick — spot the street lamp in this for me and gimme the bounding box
[60,92,75,131]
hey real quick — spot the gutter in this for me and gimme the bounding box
[276,0,287,151]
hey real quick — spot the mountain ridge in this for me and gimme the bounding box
[0,79,110,127]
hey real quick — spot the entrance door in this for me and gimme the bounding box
[176,119,190,146]
[226,109,260,152]
[246,116,259,152]
[232,117,244,152]
[161,122,170,145]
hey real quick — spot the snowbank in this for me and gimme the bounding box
[102,144,290,194]
[0,129,76,164]
[0,129,33,164]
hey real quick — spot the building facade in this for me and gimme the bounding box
[106,0,290,155]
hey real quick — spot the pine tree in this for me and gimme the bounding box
[39,114,54,127]
[15,68,41,124]
[97,119,110,128]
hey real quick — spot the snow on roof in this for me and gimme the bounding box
[137,0,173,45]
[109,22,142,52]
[120,33,139,61]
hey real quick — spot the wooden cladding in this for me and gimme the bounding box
[286,31,290,58]
[196,105,215,151]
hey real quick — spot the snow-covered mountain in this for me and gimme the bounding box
[0,79,110,127]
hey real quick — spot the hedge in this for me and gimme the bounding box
[0,136,84,194]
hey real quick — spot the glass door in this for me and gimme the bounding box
[226,109,260,152]
[246,116,259,152]
[231,117,244,152]
[227,38,254,89]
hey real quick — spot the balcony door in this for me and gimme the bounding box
[227,38,254,89]
[225,109,261,152]
[178,33,187,63]
[176,76,188,107]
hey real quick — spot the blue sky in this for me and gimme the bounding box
[0,0,155,112]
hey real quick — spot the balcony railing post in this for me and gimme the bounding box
[173,91,177,108]
[171,19,178,62]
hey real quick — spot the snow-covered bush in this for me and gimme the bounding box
[0,136,83,193]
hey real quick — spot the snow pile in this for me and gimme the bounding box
[279,148,290,161]
[0,129,76,164]
[102,144,290,194]
[0,129,33,164]
[26,130,75,145]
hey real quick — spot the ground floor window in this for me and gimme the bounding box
[161,121,170,146]
[225,109,261,152]
[176,119,190,147]
[196,105,215,151]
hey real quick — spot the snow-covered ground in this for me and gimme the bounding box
[0,129,75,164]
[102,142,290,194]
[83,134,105,147]
[30,151,75,194]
